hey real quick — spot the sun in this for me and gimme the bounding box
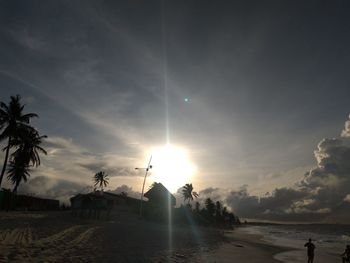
[148,144,196,193]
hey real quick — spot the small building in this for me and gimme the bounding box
[70,191,142,218]
[0,190,59,211]
[144,182,176,208]
[70,192,109,218]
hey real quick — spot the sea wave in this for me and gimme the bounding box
[239,224,350,250]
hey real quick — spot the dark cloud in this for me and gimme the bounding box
[18,176,88,205]
[79,161,142,177]
[198,116,350,222]
[341,114,350,137]
[108,184,141,199]
[110,167,142,177]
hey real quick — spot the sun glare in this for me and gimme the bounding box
[148,144,196,193]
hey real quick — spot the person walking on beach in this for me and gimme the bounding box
[304,238,316,263]
[341,245,350,263]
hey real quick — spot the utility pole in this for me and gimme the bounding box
[135,156,152,217]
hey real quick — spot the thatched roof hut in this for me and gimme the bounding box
[144,183,176,207]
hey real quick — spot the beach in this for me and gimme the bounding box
[0,210,223,262]
[193,229,285,263]
[0,211,100,262]
[0,211,345,262]
[234,225,345,263]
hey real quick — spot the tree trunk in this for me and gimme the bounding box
[0,137,11,188]
[13,181,19,193]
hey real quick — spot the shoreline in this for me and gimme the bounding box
[192,228,289,263]
[200,226,340,263]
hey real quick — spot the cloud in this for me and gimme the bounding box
[344,194,350,203]
[8,28,47,51]
[0,135,143,204]
[196,115,350,222]
[108,184,141,199]
[78,162,142,177]
[4,114,350,221]
[1,1,349,221]
[43,136,74,151]
[18,176,88,205]
[41,136,141,180]
[341,114,350,137]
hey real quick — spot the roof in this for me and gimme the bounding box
[144,182,176,206]
[70,192,106,202]
[70,191,141,203]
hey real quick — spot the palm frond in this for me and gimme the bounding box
[0,102,9,111]
[21,113,39,121]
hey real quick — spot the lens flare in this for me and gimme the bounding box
[148,144,196,193]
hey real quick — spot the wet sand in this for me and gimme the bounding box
[274,247,340,263]
[196,229,286,263]
[230,227,340,263]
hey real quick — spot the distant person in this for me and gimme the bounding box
[341,245,350,263]
[304,238,316,263]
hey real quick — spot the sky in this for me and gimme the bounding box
[0,0,350,222]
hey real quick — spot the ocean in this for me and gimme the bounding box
[237,224,350,262]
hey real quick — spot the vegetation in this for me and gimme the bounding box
[176,183,240,228]
[93,171,109,191]
[188,197,240,227]
[0,95,47,192]
[181,183,199,205]
[7,158,30,193]
[11,128,47,167]
[205,197,215,217]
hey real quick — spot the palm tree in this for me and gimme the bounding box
[6,129,47,192]
[215,201,222,217]
[0,95,38,187]
[195,201,200,213]
[93,171,109,191]
[181,183,199,204]
[11,128,47,167]
[222,206,228,218]
[7,157,30,193]
[205,198,215,217]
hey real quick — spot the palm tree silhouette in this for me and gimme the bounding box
[5,126,47,192]
[11,128,47,167]
[7,157,30,193]
[205,198,215,217]
[0,95,38,187]
[215,201,222,216]
[181,183,199,204]
[195,201,200,212]
[93,171,109,191]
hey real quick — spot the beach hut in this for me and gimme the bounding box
[0,189,59,211]
[70,191,143,218]
[70,192,109,218]
[144,182,176,208]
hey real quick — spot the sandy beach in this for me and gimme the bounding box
[0,210,223,262]
[0,211,343,262]
[0,211,100,262]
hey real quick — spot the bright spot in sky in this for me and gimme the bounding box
[184,97,190,102]
[148,144,196,193]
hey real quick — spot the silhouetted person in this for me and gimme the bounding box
[341,245,350,263]
[304,238,316,263]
